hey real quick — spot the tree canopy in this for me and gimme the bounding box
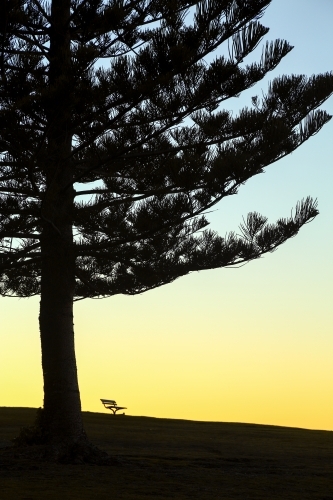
[1,0,332,300]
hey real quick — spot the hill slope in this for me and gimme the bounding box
[0,407,332,499]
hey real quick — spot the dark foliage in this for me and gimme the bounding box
[1,0,332,299]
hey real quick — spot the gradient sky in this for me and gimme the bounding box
[1,0,332,430]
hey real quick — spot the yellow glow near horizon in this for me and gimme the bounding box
[1,233,332,431]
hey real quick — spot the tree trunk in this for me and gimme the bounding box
[35,0,88,460]
[13,0,112,463]
[39,187,85,448]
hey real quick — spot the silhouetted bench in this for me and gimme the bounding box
[101,399,127,415]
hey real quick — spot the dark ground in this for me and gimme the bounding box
[0,407,332,499]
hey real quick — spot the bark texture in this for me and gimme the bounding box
[37,0,86,457]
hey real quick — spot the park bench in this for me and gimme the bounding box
[101,398,127,415]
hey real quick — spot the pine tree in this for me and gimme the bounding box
[1,0,332,461]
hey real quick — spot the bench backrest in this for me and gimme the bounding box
[101,399,117,405]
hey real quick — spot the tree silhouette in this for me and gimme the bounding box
[1,0,332,461]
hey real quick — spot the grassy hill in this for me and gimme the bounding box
[0,407,332,499]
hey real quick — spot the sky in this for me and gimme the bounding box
[1,0,332,431]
